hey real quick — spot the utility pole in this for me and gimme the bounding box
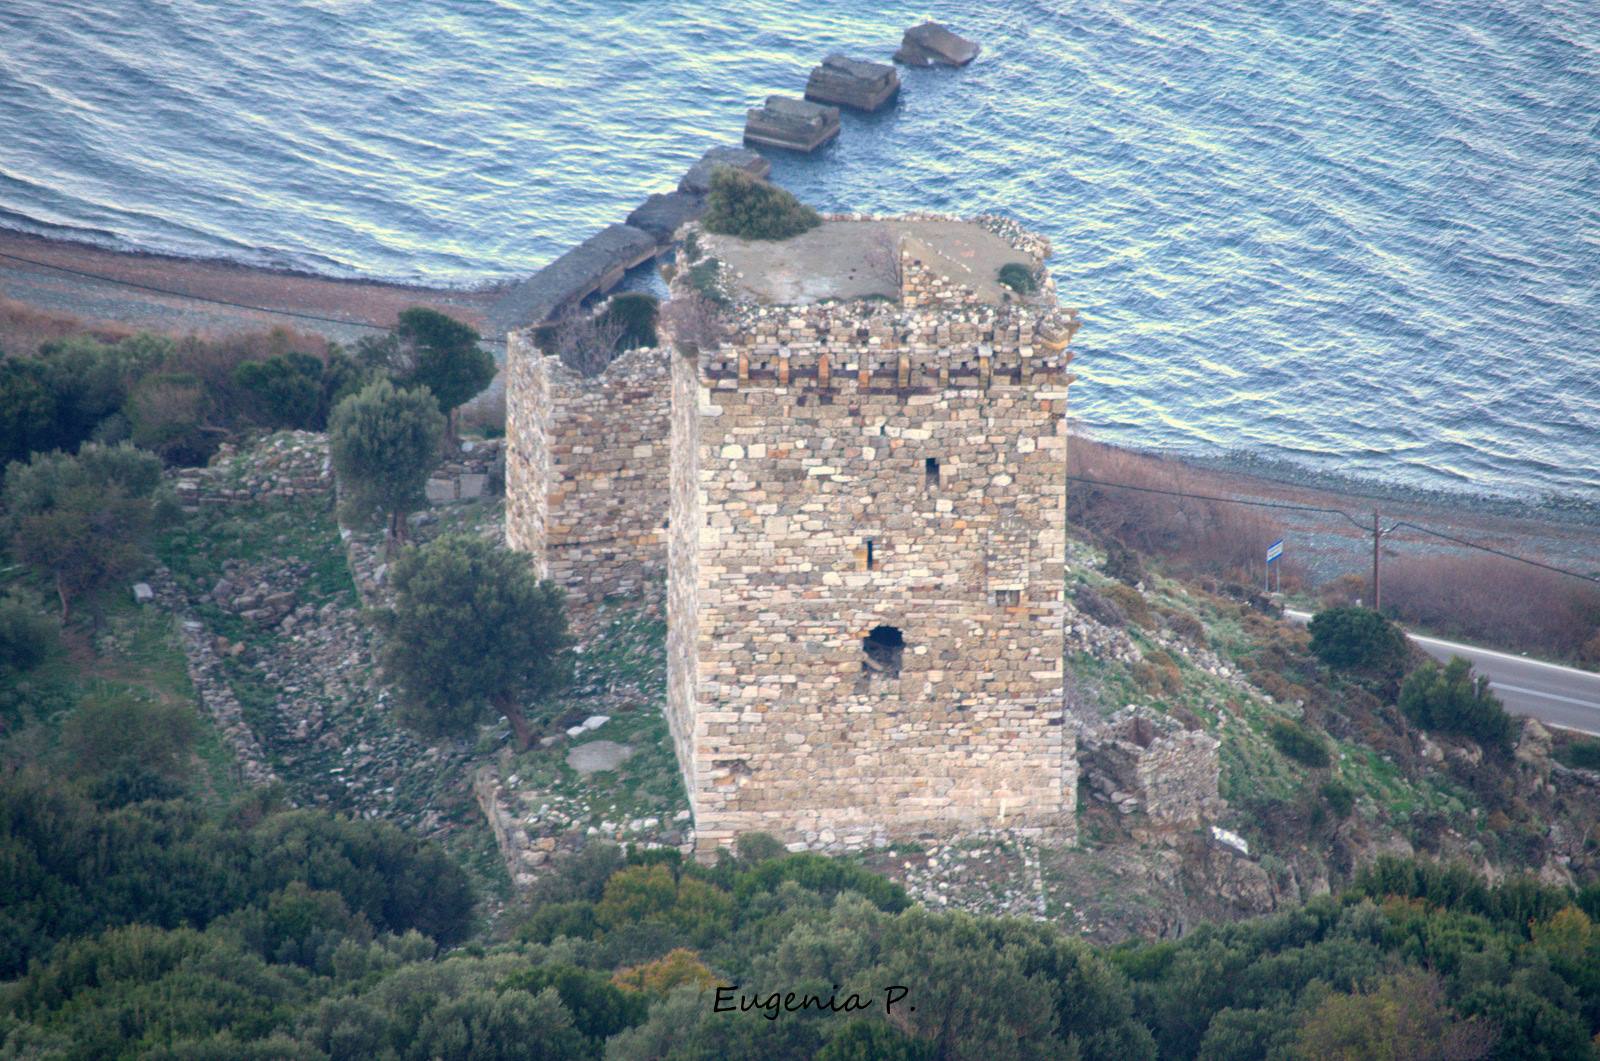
[1372,511,1381,614]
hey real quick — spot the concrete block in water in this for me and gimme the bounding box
[894,21,981,67]
[805,54,900,112]
[626,190,705,242]
[743,96,841,153]
[679,145,771,195]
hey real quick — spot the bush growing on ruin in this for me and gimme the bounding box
[700,168,820,241]
[603,293,659,350]
[997,261,1039,295]
[542,308,627,378]
[1308,606,1409,685]
[376,534,572,751]
[4,443,163,622]
[1399,656,1516,755]
[658,293,728,356]
[328,379,443,554]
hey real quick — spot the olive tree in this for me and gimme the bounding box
[328,379,443,555]
[3,443,163,621]
[376,534,572,750]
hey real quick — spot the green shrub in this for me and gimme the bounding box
[700,169,821,241]
[602,293,659,350]
[686,258,729,305]
[997,262,1039,295]
[1555,738,1600,771]
[125,371,214,466]
[1269,719,1331,768]
[0,595,56,672]
[1399,656,1516,754]
[1320,779,1356,818]
[1307,606,1408,682]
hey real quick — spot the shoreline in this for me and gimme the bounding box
[0,227,502,346]
[1,226,1594,579]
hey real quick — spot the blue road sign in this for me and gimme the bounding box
[1266,539,1284,563]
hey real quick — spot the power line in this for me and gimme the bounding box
[1067,472,1370,530]
[0,248,509,347]
[1067,472,1600,586]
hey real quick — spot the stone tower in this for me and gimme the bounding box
[661,215,1080,855]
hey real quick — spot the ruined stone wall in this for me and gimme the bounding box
[505,333,671,602]
[1081,706,1222,828]
[669,288,1079,855]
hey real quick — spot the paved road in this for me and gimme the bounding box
[1285,609,1600,736]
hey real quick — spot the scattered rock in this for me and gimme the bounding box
[132,583,154,604]
[566,740,635,776]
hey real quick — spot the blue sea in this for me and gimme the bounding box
[1,0,1596,500]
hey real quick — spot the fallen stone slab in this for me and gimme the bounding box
[805,54,901,112]
[743,96,841,153]
[626,190,706,242]
[894,21,981,67]
[678,145,771,195]
[487,223,659,332]
[567,740,635,776]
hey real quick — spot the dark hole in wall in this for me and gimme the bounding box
[925,457,939,487]
[863,624,904,677]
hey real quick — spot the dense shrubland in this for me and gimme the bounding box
[3,798,1599,1060]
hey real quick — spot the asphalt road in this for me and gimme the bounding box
[1284,609,1600,736]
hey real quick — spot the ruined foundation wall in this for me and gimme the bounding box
[505,334,671,602]
[671,283,1080,854]
[1081,706,1222,828]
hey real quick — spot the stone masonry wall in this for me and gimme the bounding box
[1080,706,1222,828]
[667,250,1080,855]
[506,334,671,603]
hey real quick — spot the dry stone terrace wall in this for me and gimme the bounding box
[505,334,671,603]
[669,278,1080,855]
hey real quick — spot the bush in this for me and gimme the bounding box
[699,169,821,241]
[602,293,659,350]
[1269,719,1332,768]
[1105,583,1153,629]
[1320,779,1356,818]
[997,262,1038,295]
[1307,606,1409,683]
[1103,541,1144,586]
[1555,738,1600,771]
[1075,585,1125,628]
[1381,553,1600,664]
[61,695,198,790]
[126,371,215,466]
[1399,656,1516,755]
[0,595,56,672]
